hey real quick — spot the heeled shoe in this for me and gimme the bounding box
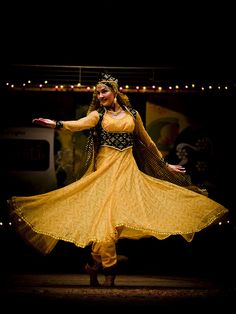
[84,263,101,287]
[102,275,116,287]
[102,264,117,287]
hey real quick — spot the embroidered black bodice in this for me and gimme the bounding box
[96,108,136,151]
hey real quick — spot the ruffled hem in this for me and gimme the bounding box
[8,197,228,255]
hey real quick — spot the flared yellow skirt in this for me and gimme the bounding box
[9,146,228,254]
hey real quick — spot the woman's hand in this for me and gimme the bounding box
[32,118,56,128]
[167,164,186,173]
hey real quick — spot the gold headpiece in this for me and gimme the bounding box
[98,72,118,83]
[97,73,119,93]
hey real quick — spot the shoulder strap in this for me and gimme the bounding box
[129,108,137,119]
[97,106,105,118]
[95,107,105,131]
[122,106,137,120]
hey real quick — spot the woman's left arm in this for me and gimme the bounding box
[134,111,186,174]
[134,111,163,158]
[167,164,186,173]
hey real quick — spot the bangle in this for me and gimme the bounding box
[160,157,168,166]
[55,120,63,129]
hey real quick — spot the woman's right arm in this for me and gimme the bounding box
[32,111,100,132]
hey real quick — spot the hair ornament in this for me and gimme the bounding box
[99,72,118,83]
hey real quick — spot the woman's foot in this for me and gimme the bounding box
[102,275,116,287]
[84,263,101,287]
[102,264,117,287]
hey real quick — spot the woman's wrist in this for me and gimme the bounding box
[160,157,168,167]
[55,120,64,129]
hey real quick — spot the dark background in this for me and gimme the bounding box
[1,1,235,75]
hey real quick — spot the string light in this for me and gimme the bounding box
[2,81,233,93]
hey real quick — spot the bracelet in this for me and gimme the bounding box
[160,157,167,165]
[55,120,64,129]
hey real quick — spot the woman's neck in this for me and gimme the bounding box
[108,103,121,112]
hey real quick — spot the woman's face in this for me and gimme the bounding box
[96,83,115,108]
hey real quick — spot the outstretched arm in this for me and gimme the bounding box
[32,111,100,132]
[32,118,56,128]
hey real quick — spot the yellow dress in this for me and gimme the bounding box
[9,110,228,254]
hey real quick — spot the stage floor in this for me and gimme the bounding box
[1,272,235,312]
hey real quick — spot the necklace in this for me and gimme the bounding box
[107,108,124,116]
